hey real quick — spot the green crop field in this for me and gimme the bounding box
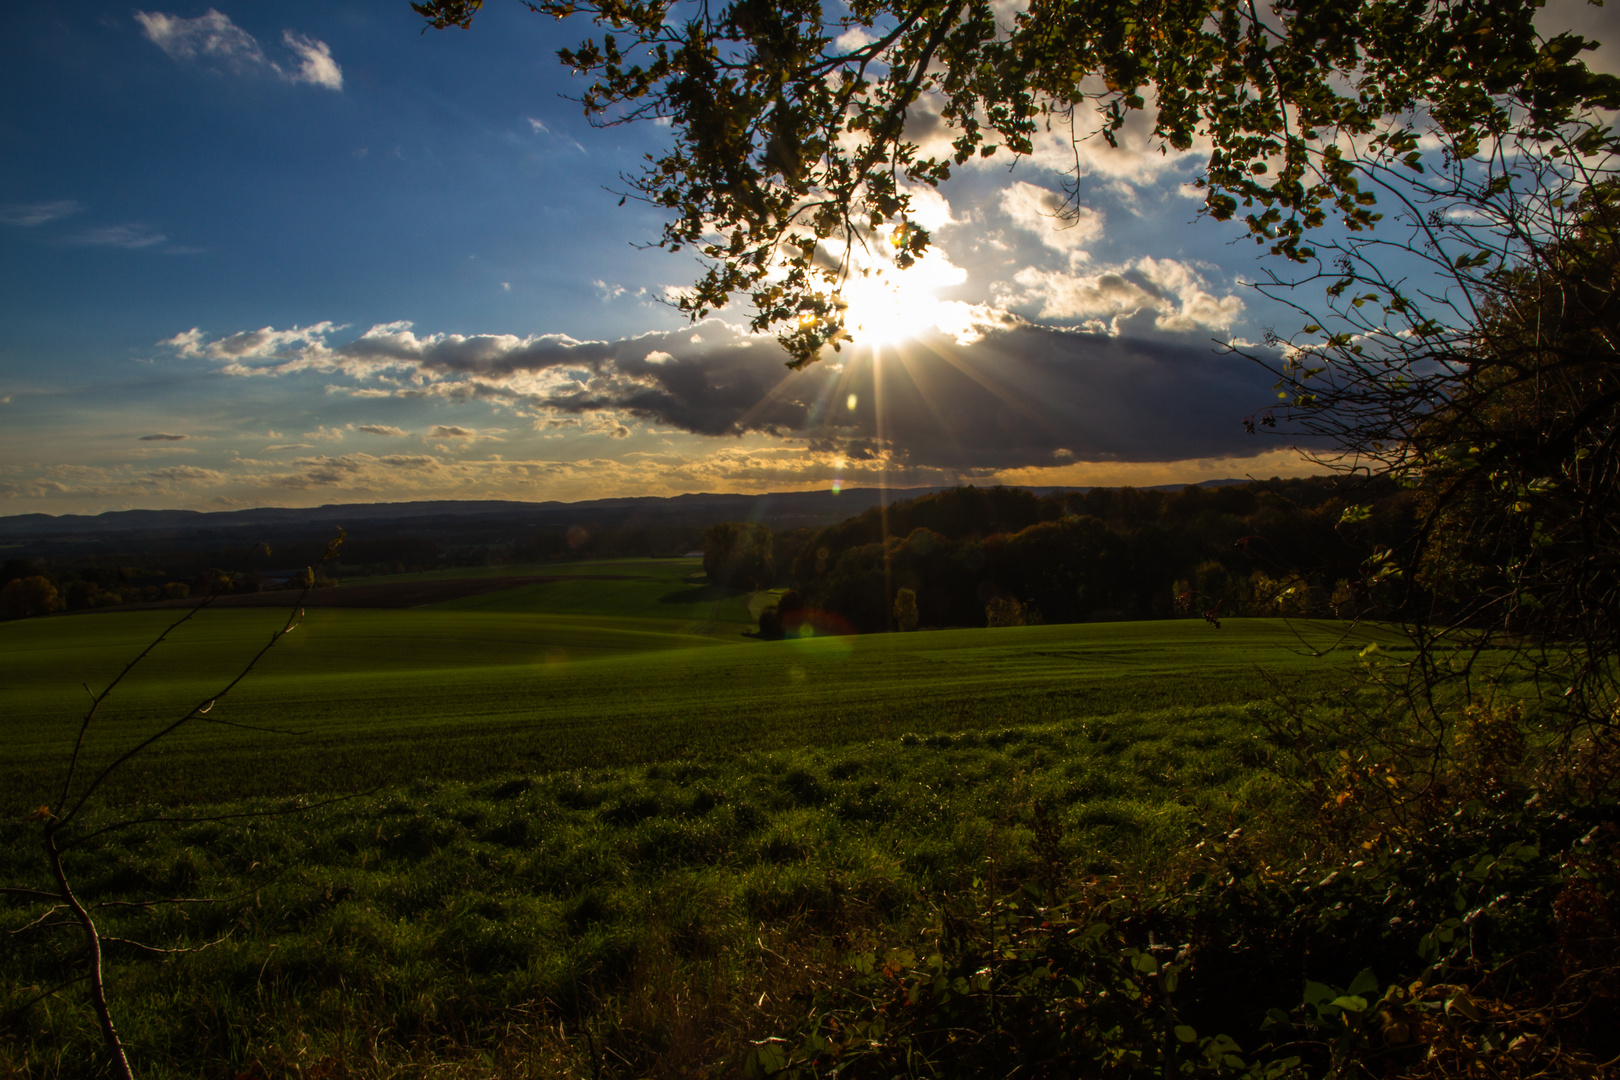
[0,558,1394,813]
[0,559,1411,1077]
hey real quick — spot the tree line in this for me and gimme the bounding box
[721,476,1419,636]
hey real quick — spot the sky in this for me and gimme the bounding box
[2,2,1612,515]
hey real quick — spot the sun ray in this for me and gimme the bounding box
[889,346,978,478]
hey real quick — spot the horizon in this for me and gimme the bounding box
[0,475,1271,524]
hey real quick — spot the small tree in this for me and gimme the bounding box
[893,587,919,632]
[0,575,62,619]
[985,596,1025,628]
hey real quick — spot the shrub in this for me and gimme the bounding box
[0,575,62,619]
[893,587,918,631]
[985,595,1025,627]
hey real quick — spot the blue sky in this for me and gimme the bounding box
[2,2,1609,514]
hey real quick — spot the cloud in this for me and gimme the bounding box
[357,424,406,436]
[998,256,1243,335]
[174,314,1278,471]
[900,85,1206,196]
[1,201,82,227]
[68,224,167,249]
[999,181,1102,258]
[302,425,347,442]
[427,425,505,441]
[161,322,339,360]
[281,31,342,90]
[136,9,342,90]
[138,433,188,441]
[148,464,225,483]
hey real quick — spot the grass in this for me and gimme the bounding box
[0,560,1405,1076]
[0,706,1286,1078]
[0,597,1394,813]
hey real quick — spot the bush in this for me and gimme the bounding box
[985,596,1025,627]
[893,587,918,631]
[0,576,62,619]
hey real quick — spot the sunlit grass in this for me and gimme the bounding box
[1,600,1397,813]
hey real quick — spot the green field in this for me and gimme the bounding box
[1,560,1405,1076]
[0,557,1392,812]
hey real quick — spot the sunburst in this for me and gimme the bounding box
[839,244,966,348]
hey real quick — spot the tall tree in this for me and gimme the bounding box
[415,0,1617,361]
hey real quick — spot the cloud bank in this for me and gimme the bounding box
[162,316,1277,471]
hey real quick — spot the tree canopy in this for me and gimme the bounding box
[416,0,1615,363]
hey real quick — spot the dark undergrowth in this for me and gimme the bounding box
[4,696,1615,1078]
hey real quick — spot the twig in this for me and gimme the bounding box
[100,933,231,956]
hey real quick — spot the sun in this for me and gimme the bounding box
[840,248,966,347]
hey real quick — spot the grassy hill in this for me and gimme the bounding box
[2,559,1447,1078]
[0,557,1390,812]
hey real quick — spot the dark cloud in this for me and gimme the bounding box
[138,432,188,441]
[208,317,1280,470]
[496,320,1279,469]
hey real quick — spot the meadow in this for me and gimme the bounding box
[0,558,1390,813]
[0,558,1401,1077]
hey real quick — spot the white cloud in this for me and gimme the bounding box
[69,224,167,249]
[161,322,340,362]
[1,200,82,227]
[281,30,342,90]
[137,9,263,65]
[136,9,342,90]
[833,26,876,52]
[302,425,347,442]
[357,424,407,436]
[899,184,956,232]
[999,181,1102,258]
[427,425,505,442]
[999,256,1243,335]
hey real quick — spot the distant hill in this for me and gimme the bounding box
[0,481,1253,545]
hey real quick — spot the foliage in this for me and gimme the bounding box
[892,586,918,631]
[0,575,62,619]
[418,0,1618,362]
[984,594,1026,627]
[756,784,1620,1079]
[702,520,775,591]
[1240,151,1620,817]
[791,479,1416,631]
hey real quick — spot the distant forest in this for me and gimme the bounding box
[0,476,1414,624]
[753,476,1416,633]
